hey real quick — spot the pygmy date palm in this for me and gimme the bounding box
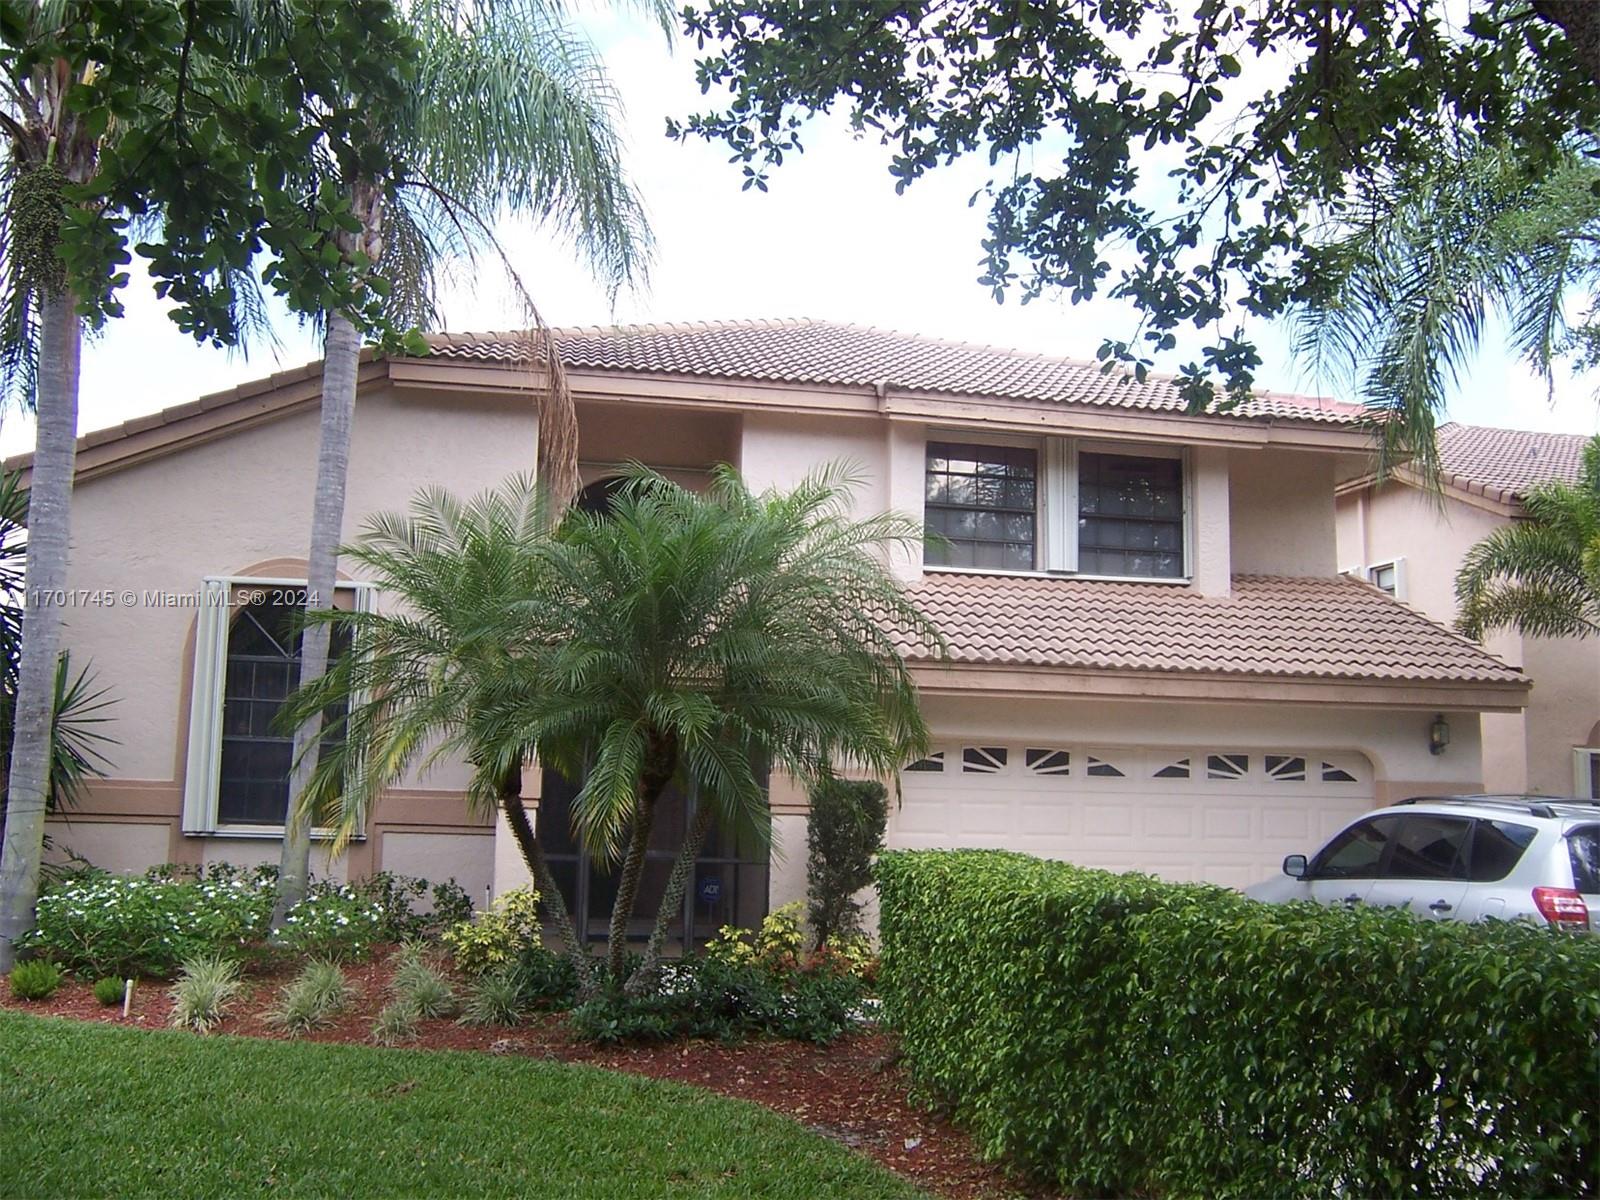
[287,464,941,994]
[1456,435,1600,642]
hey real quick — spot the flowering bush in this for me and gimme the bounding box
[441,886,542,975]
[26,870,274,978]
[24,865,401,978]
[273,887,387,961]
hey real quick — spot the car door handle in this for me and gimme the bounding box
[1427,900,1454,912]
[1342,894,1363,905]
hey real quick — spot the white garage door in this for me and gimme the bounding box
[892,744,1375,890]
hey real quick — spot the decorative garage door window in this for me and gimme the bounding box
[905,746,1371,788]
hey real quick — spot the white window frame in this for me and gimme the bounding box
[1575,748,1600,801]
[181,576,376,838]
[1365,557,1408,601]
[924,434,1191,582]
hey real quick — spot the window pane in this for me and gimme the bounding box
[1468,819,1537,883]
[1312,817,1394,879]
[925,442,1036,570]
[1078,452,1183,578]
[1382,815,1472,881]
[217,596,347,827]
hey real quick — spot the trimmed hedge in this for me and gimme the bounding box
[877,850,1600,1198]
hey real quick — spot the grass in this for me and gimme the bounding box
[0,1012,922,1199]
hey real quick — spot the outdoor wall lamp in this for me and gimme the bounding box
[1428,714,1451,756]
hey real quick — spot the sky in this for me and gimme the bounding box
[2,10,1594,458]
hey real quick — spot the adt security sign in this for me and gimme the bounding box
[697,876,722,904]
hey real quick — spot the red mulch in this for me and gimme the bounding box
[2,949,1050,1200]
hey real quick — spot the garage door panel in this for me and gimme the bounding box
[890,743,1374,887]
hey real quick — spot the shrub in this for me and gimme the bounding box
[570,954,865,1046]
[389,944,456,1019]
[9,960,62,1001]
[514,945,580,1010]
[370,1000,419,1046]
[704,902,806,972]
[92,977,125,1007]
[440,886,541,975]
[805,778,887,948]
[877,849,1600,1198]
[26,870,274,978]
[347,871,473,942]
[169,956,243,1033]
[273,886,387,962]
[459,968,525,1027]
[268,960,352,1035]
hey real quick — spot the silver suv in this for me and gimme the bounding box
[1245,795,1600,931]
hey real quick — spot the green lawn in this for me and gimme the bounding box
[0,1012,923,1199]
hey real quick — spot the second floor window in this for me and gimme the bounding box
[924,438,1186,578]
[924,442,1038,570]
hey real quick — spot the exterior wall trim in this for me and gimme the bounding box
[910,662,1529,711]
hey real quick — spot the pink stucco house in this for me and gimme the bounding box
[14,320,1530,940]
[1336,423,1599,801]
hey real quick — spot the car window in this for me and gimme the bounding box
[1380,814,1471,880]
[1569,826,1600,894]
[1310,817,1396,879]
[1468,819,1538,883]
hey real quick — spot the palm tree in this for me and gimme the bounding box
[268,0,656,928]
[1456,435,1600,641]
[286,465,941,994]
[1294,142,1600,482]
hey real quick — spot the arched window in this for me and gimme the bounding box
[217,596,348,826]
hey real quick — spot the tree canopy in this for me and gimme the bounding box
[670,0,1599,422]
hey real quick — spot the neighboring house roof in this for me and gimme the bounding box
[906,572,1523,690]
[1338,422,1592,513]
[1433,423,1589,504]
[431,319,1363,425]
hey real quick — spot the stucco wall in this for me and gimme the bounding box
[54,385,540,876]
[1336,483,1600,795]
[1228,449,1339,576]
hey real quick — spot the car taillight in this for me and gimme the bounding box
[1532,887,1589,930]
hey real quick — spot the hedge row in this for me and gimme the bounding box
[877,850,1600,1198]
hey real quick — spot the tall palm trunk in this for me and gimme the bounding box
[625,801,713,996]
[0,291,80,970]
[270,309,360,930]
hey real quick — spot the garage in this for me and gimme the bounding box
[891,743,1376,890]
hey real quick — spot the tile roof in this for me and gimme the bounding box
[1435,423,1591,503]
[428,319,1363,426]
[903,572,1522,685]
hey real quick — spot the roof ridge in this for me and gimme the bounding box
[1445,421,1592,442]
[432,317,1353,414]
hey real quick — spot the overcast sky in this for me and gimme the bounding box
[3,10,1594,457]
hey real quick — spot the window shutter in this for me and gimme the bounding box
[180,579,232,833]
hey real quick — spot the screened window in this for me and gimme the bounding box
[217,596,349,826]
[1078,452,1184,578]
[924,442,1037,570]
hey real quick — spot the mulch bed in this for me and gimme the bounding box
[2,948,1048,1200]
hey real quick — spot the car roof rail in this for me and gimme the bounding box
[1395,794,1568,819]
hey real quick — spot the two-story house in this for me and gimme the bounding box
[1336,422,1599,800]
[18,320,1526,943]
